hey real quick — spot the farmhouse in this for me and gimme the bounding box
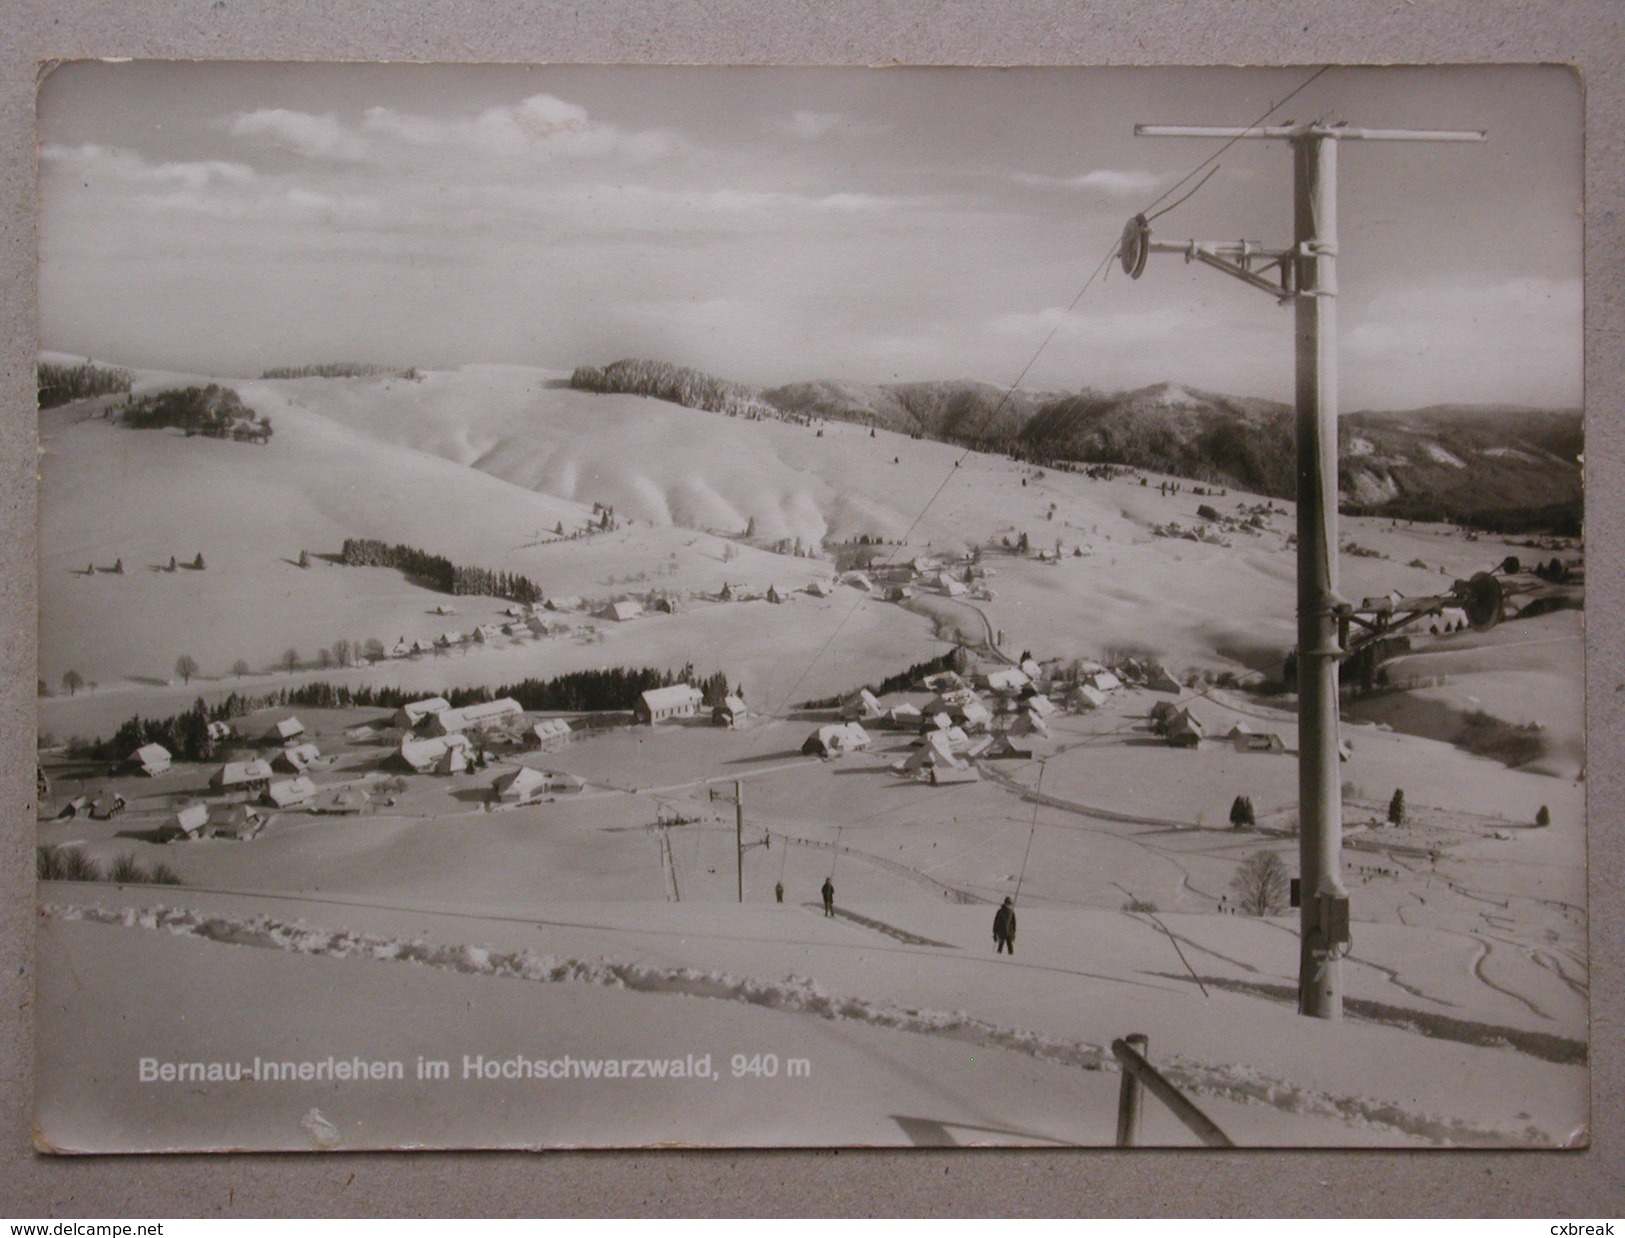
[492,766,585,805]
[1228,723,1286,754]
[765,584,785,604]
[90,791,127,820]
[1067,685,1108,712]
[205,721,235,742]
[1166,710,1206,749]
[840,688,884,721]
[397,734,474,775]
[982,668,1031,694]
[805,580,832,598]
[525,718,574,750]
[1024,694,1058,719]
[894,731,963,775]
[428,698,523,736]
[1082,670,1123,693]
[313,786,372,814]
[267,716,305,746]
[635,685,705,725]
[598,599,644,623]
[274,743,321,774]
[264,776,316,808]
[884,703,923,730]
[473,623,504,644]
[1148,664,1183,694]
[802,722,872,758]
[161,801,210,842]
[712,696,749,728]
[393,697,451,730]
[546,596,583,612]
[207,802,263,840]
[210,759,274,791]
[132,742,172,777]
[651,595,682,614]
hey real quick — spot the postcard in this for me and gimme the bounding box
[32,62,1584,1151]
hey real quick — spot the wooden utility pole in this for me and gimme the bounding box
[710,780,746,903]
[1124,121,1485,1018]
[734,779,744,904]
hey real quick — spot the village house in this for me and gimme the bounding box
[840,688,884,721]
[598,599,644,623]
[205,721,235,742]
[313,786,372,814]
[267,716,305,746]
[893,731,964,777]
[393,697,451,730]
[427,698,523,737]
[1165,709,1206,749]
[264,776,317,808]
[1229,723,1286,754]
[90,791,127,820]
[712,695,749,728]
[524,718,573,750]
[982,668,1031,694]
[545,596,583,612]
[651,595,682,614]
[160,801,210,842]
[1023,693,1058,719]
[804,580,832,598]
[765,584,785,604]
[210,759,274,792]
[207,801,263,841]
[473,623,504,644]
[884,703,923,730]
[803,722,872,758]
[635,685,705,725]
[132,742,172,777]
[1067,684,1108,712]
[273,742,321,774]
[492,766,584,806]
[397,734,474,775]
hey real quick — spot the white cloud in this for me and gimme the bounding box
[41,142,258,190]
[228,109,370,161]
[1013,169,1164,196]
[771,110,891,141]
[224,93,685,167]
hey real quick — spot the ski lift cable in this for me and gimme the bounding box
[1011,758,1047,904]
[1142,164,1221,225]
[1136,65,1333,219]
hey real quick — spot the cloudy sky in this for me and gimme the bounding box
[38,63,1581,409]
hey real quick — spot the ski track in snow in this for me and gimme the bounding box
[42,901,1557,1147]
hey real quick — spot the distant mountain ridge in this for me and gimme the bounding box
[592,359,1581,532]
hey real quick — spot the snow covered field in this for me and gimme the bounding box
[34,364,1586,1151]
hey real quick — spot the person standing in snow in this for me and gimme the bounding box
[993,897,1017,955]
[775,881,784,904]
[821,877,835,917]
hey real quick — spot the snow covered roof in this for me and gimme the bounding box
[265,776,316,807]
[211,759,273,787]
[640,685,705,712]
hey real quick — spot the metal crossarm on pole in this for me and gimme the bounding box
[1127,120,1485,1020]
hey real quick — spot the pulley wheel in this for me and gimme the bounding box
[1119,214,1150,280]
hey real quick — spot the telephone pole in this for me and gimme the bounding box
[1123,121,1485,1018]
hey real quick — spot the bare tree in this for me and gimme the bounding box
[61,669,84,697]
[332,639,352,668]
[232,659,251,678]
[282,648,300,673]
[1230,850,1291,916]
[175,654,199,685]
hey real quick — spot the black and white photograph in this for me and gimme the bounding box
[31,62,1585,1152]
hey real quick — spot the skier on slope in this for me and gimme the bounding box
[993,897,1017,955]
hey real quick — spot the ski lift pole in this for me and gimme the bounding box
[735,779,744,904]
[1126,121,1486,1019]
